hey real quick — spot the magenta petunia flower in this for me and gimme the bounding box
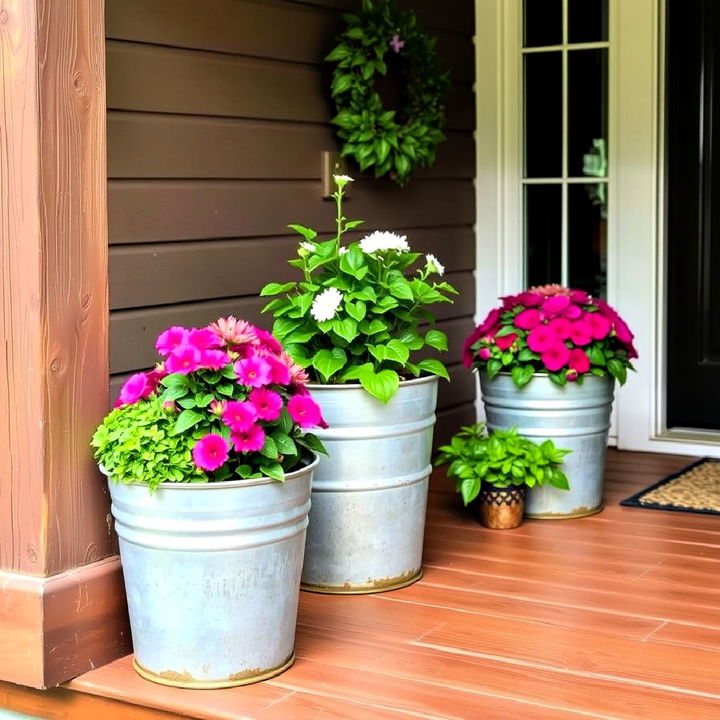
[549,317,572,339]
[542,295,571,317]
[266,354,292,385]
[253,328,283,355]
[514,308,541,330]
[222,400,257,432]
[569,289,590,304]
[115,372,151,407]
[495,333,517,351]
[188,328,223,351]
[198,349,231,370]
[249,388,283,421]
[145,366,167,394]
[234,355,273,388]
[516,291,543,307]
[568,348,591,374]
[613,316,634,345]
[165,344,202,374]
[569,320,593,346]
[288,394,325,428]
[231,425,266,453]
[477,308,502,337]
[155,326,189,356]
[527,325,558,353]
[563,304,583,320]
[478,347,491,360]
[192,434,229,471]
[595,299,619,320]
[541,341,571,371]
[585,312,611,340]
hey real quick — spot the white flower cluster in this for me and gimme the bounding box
[425,253,445,276]
[359,231,410,254]
[310,287,343,322]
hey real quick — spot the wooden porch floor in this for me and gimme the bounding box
[9,449,720,719]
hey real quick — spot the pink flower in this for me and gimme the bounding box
[155,326,189,356]
[563,304,583,320]
[165,345,202,374]
[115,372,151,407]
[516,291,543,307]
[266,354,292,386]
[585,312,611,340]
[188,328,223,351]
[613,316,634,344]
[570,289,591,304]
[192,434,229,471]
[253,328,283,355]
[541,342,571,371]
[548,317,572,339]
[249,388,283,421]
[478,347,491,360]
[231,425,266,453]
[527,325,558,353]
[569,320,593,346]
[568,348,591,374]
[198,349,231,370]
[234,355,272,388]
[222,401,258,432]
[288,394,326,428]
[542,295,571,316]
[566,369,579,382]
[595,299,619,320]
[210,399,227,416]
[146,366,167,393]
[477,308,502,337]
[514,309,542,330]
[279,352,310,388]
[209,316,257,346]
[495,333,517,351]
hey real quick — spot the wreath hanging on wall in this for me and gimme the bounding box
[325,0,451,185]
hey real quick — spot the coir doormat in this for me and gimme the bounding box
[620,458,720,516]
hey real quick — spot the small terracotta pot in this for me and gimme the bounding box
[473,485,526,529]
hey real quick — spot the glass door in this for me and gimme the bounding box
[522,0,609,299]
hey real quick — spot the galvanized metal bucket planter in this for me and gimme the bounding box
[479,372,615,519]
[105,456,317,689]
[302,375,438,594]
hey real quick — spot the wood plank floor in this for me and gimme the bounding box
[43,449,720,718]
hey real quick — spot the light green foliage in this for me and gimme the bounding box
[326,0,450,184]
[434,423,571,506]
[261,181,458,403]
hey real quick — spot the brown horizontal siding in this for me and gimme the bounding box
[108,179,475,244]
[106,0,476,432]
[107,114,475,180]
[106,42,474,130]
[110,234,474,309]
[105,0,474,84]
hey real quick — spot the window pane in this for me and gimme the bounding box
[568,184,607,298]
[525,52,563,177]
[524,0,563,47]
[526,185,562,288]
[567,49,608,177]
[568,0,608,44]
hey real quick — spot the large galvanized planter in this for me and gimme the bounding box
[302,375,438,594]
[105,456,317,689]
[479,372,615,519]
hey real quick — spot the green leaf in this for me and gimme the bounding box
[385,339,410,365]
[260,436,279,460]
[417,358,449,381]
[173,410,204,435]
[332,318,358,343]
[260,463,285,482]
[339,245,367,277]
[279,408,293,434]
[424,329,448,352]
[296,432,327,456]
[272,433,297,456]
[260,281,296,297]
[287,224,317,241]
[345,300,367,322]
[312,348,348,382]
[587,345,606,366]
[388,279,414,301]
[160,373,190,389]
[606,358,626,385]
[359,318,387,336]
[511,365,534,388]
[398,330,424,351]
[160,385,188,403]
[358,368,400,403]
[487,358,503,379]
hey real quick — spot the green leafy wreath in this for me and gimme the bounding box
[325,0,451,185]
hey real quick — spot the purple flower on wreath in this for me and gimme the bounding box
[389,34,405,53]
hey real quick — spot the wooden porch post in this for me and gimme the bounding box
[0,0,130,688]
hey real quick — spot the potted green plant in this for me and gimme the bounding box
[435,423,571,529]
[91,317,326,688]
[260,174,458,593]
[463,285,637,519]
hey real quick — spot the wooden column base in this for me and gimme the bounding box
[0,557,131,689]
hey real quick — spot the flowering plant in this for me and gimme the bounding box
[260,175,458,403]
[91,317,327,491]
[462,285,637,388]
